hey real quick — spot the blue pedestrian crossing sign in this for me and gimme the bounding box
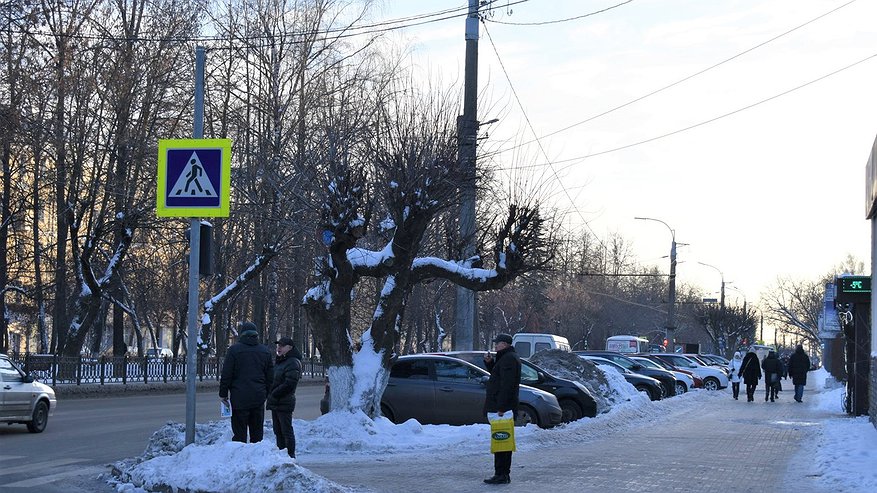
[157,139,231,217]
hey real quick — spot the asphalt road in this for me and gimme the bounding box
[0,383,326,492]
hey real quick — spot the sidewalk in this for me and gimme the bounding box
[302,381,837,493]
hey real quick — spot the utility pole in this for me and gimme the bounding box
[635,217,678,351]
[455,0,479,350]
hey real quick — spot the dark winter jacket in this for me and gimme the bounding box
[219,332,274,410]
[266,346,303,413]
[483,346,521,415]
[739,351,762,385]
[787,347,811,386]
[761,351,783,385]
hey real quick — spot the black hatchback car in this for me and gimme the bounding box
[438,351,598,422]
[574,350,678,398]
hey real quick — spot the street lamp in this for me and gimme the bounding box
[634,217,679,351]
[698,262,726,344]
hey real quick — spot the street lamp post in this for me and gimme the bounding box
[698,261,726,346]
[634,217,678,351]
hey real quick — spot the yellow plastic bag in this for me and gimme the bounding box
[489,415,516,453]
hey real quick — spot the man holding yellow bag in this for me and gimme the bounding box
[483,333,521,485]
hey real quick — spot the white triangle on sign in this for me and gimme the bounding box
[170,151,218,198]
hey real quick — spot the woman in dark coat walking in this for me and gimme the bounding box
[787,345,811,403]
[738,350,762,402]
[267,337,302,458]
[761,351,783,402]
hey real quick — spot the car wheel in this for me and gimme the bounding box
[559,399,583,422]
[27,401,49,433]
[515,404,540,428]
[675,381,687,395]
[703,377,720,391]
[380,403,395,423]
[635,385,656,400]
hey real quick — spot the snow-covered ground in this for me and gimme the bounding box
[806,368,877,490]
[110,366,877,493]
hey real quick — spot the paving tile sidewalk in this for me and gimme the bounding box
[304,380,841,493]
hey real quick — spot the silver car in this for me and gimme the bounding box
[382,354,562,428]
[1,354,56,433]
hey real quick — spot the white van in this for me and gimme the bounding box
[511,333,570,359]
[606,335,649,354]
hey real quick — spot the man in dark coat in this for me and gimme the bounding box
[761,350,783,402]
[738,350,761,402]
[482,333,521,485]
[267,336,302,458]
[787,344,812,403]
[219,322,274,443]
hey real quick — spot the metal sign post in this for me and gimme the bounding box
[156,48,230,446]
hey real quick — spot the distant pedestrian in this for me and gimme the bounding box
[761,350,782,402]
[787,345,812,403]
[482,333,521,485]
[219,322,274,443]
[267,336,302,458]
[727,351,743,400]
[739,350,761,402]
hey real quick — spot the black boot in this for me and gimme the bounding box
[484,475,511,484]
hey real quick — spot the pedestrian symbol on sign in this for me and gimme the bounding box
[170,152,217,197]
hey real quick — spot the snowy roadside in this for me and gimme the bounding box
[109,367,877,493]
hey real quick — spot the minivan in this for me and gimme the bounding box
[511,333,570,359]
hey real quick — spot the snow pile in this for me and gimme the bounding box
[115,440,350,493]
[529,349,641,412]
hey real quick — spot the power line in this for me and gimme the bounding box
[483,0,859,158]
[483,21,604,246]
[495,49,877,172]
[3,0,532,47]
[485,0,633,26]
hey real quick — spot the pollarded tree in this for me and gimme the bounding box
[303,89,554,417]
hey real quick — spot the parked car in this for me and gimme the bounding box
[437,351,598,422]
[1,354,56,433]
[629,356,692,394]
[697,354,730,366]
[649,353,729,390]
[636,354,704,388]
[146,348,174,359]
[321,354,563,428]
[575,350,677,397]
[684,353,731,377]
[578,355,664,401]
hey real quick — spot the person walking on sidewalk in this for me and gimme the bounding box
[739,350,761,402]
[787,344,812,403]
[761,350,783,402]
[482,333,521,485]
[728,351,743,400]
[219,322,274,443]
[267,336,303,458]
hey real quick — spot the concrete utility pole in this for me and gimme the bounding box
[455,0,479,350]
[635,217,678,351]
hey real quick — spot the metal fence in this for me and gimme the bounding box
[8,352,325,386]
